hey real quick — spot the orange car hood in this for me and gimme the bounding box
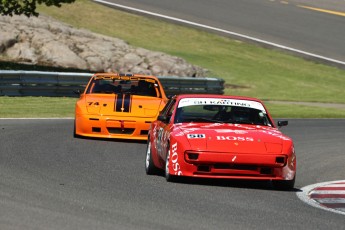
[176,123,289,154]
[84,94,163,118]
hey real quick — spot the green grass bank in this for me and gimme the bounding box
[1,0,344,118]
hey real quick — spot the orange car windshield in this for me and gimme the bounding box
[86,78,161,98]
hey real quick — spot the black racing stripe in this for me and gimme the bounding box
[115,93,123,112]
[113,94,117,111]
[123,94,132,112]
[129,94,132,112]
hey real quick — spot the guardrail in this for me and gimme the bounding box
[0,71,224,97]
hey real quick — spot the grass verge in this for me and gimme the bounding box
[1,96,344,118]
[0,97,77,118]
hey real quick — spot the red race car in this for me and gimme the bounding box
[145,94,296,190]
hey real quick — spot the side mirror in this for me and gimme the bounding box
[157,115,169,123]
[158,115,172,123]
[277,120,288,128]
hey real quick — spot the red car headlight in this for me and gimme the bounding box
[185,151,199,161]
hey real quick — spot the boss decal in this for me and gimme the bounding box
[187,134,206,139]
[171,142,183,176]
[216,136,254,141]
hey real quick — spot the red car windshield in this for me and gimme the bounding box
[174,103,272,126]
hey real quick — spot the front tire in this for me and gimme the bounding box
[165,147,177,182]
[272,176,295,190]
[145,141,159,175]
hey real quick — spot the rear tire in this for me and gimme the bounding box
[272,176,295,191]
[145,140,159,175]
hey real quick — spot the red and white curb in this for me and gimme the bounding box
[297,180,345,215]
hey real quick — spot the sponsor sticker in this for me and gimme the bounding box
[187,134,206,139]
[216,136,254,141]
[171,142,183,176]
[178,98,266,112]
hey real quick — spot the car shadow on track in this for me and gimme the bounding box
[73,135,147,144]
[167,176,301,192]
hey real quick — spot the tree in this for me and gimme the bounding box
[0,0,75,17]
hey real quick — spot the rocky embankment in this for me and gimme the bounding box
[0,15,207,77]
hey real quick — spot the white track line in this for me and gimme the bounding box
[94,0,345,66]
[310,190,345,194]
[297,180,345,216]
[313,198,345,203]
[316,184,345,187]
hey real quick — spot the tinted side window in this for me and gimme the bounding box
[159,99,176,123]
[166,100,176,117]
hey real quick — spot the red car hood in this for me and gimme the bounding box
[176,123,289,154]
[84,94,163,118]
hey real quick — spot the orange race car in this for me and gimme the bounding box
[74,73,168,140]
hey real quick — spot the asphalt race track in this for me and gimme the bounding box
[1,1,344,229]
[96,0,345,65]
[1,119,344,229]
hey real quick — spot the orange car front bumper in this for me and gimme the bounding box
[75,114,155,140]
